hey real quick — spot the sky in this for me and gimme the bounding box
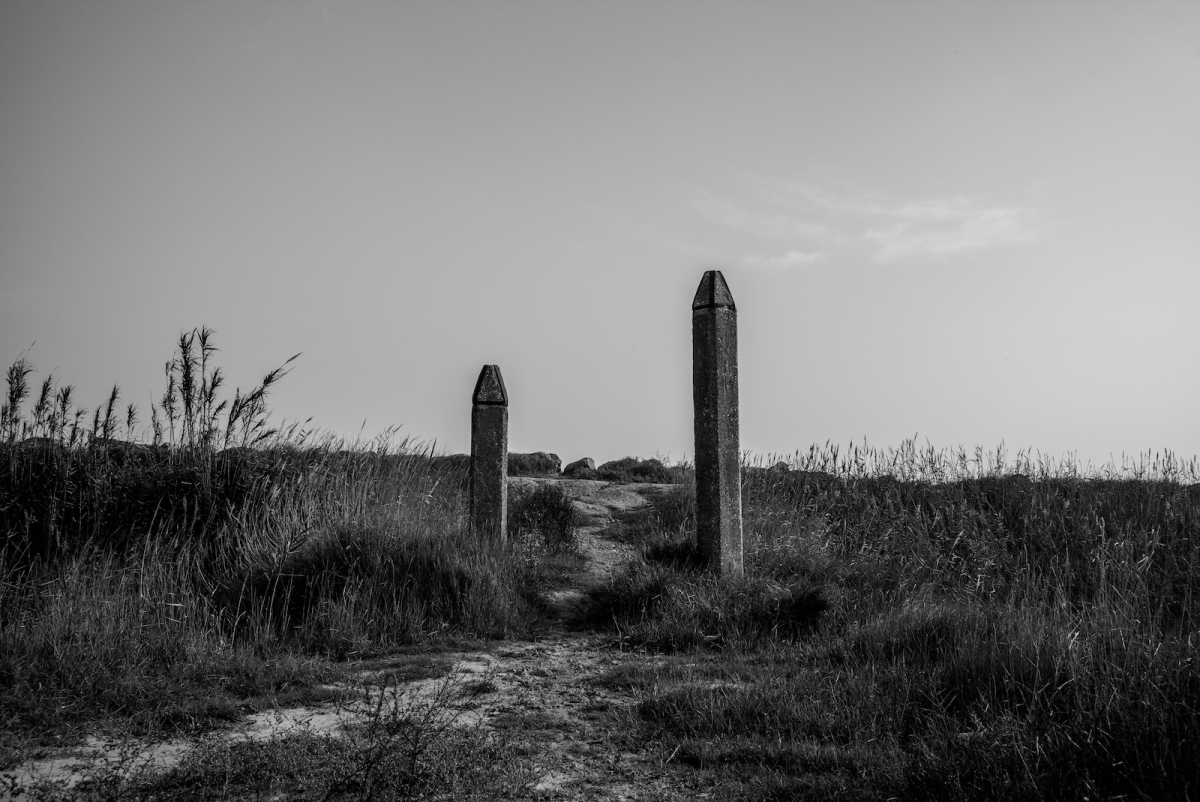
[2,1,1198,468]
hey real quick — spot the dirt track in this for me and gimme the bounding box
[5,479,694,801]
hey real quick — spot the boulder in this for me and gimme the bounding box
[562,457,597,479]
[508,451,562,477]
[743,461,793,481]
[596,457,673,484]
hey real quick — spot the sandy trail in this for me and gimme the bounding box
[4,479,688,801]
[517,477,657,622]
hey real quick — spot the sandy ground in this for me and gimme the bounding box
[4,478,696,801]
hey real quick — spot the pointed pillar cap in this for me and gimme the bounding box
[692,270,736,311]
[472,364,508,406]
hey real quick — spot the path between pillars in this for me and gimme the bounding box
[4,478,700,802]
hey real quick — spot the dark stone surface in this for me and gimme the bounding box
[692,269,736,310]
[692,270,743,576]
[508,451,562,477]
[472,364,508,406]
[470,365,508,541]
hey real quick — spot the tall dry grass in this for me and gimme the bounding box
[591,443,1200,800]
[0,335,553,760]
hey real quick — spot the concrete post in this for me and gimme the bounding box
[470,365,508,542]
[692,270,743,576]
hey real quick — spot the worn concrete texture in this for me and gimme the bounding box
[470,365,508,541]
[691,271,744,576]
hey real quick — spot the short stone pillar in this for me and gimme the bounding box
[470,365,508,541]
[692,270,744,576]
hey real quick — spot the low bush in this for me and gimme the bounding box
[507,481,577,551]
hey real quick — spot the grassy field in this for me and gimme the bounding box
[2,334,1198,800]
[593,445,1200,800]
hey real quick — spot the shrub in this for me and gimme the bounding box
[507,482,577,551]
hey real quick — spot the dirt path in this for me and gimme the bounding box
[5,479,692,801]
[405,478,686,799]
[520,477,656,622]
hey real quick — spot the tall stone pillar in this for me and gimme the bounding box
[470,365,508,542]
[692,271,743,576]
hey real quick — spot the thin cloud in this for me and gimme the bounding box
[694,194,829,241]
[698,180,1042,266]
[862,201,1039,262]
[741,250,825,269]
